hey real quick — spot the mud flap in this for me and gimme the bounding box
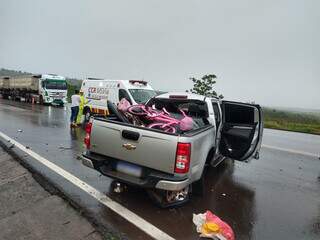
[192,176,205,197]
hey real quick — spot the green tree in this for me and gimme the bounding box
[67,83,77,103]
[189,74,223,99]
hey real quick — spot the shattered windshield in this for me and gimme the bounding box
[129,89,157,104]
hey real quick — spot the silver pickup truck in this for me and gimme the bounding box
[81,92,263,206]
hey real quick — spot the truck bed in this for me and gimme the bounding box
[89,117,215,176]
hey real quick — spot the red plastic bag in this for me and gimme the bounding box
[193,211,235,240]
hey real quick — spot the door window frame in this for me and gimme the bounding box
[118,89,132,104]
[219,101,263,161]
[211,100,221,128]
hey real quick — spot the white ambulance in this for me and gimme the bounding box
[80,78,156,121]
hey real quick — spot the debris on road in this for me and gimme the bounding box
[112,182,125,193]
[58,146,72,151]
[17,129,23,133]
[193,211,234,240]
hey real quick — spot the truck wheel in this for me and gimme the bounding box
[192,175,205,196]
[39,96,44,105]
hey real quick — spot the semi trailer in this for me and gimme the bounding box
[0,74,68,106]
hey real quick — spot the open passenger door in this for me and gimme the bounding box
[219,101,263,161]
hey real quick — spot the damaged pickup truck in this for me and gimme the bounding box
[81,92,263,207]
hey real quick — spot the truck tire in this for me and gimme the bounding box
[205,148,215,166]
[192,174,205,197]
[39,96,44,105]
[192,150,214,197]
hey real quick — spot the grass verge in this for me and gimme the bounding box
[263,107,320,135]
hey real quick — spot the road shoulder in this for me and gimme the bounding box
[0,147,103,240]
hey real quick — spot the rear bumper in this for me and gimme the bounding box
[81,152,189,191]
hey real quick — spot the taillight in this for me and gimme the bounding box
[174,143,191,173]
[169,95,188,99]
[84,122,92,149]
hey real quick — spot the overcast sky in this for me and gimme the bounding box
[0,0,319,109]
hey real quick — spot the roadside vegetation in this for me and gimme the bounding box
[186,73,320,135]
[66,79,82,102]
[188,74,224,99]
[0,68,31,76]
[263,107,320,135]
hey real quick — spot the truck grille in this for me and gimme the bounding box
[49,92,65,98]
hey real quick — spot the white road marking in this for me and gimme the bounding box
[262,144,319,158]
[0,131,175,240]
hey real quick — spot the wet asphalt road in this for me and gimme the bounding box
[0,99,319,240]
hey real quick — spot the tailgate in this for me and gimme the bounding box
[90,120,180,174]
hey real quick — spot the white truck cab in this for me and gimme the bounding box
[80,79,156,120]
[39,74,68,105]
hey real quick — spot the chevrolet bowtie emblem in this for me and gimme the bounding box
[122,143,137,150]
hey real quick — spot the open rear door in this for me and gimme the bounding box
[219,101,263,161]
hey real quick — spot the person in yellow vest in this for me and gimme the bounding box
[76,91,87,125]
